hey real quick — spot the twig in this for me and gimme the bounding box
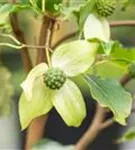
[9,13,32,72]
[100,119,114,130]
[53,20,135,49]
[110,20,135,27]
[0,43,53,51]
[120,74,131,86]
[75,104,106,150]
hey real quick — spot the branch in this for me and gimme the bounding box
[36,15,55,64]
[75,104,106,150]
[120,73,131,86]
[53,20,135,49]
[25,15,55,150]
[100,119,114,130]
[110,20,135,27]
[9,13,32,72]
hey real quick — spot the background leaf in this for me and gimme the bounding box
[0,66,14,116]
[117,127,135,143]
[0,4,13,26]
[84,75,132,125]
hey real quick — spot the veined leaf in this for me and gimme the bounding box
[110,45,135,65]
[32,138,74,150]
[87,60,128,80]
[84,75,132,125]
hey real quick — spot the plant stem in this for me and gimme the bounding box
[75,104,106,150]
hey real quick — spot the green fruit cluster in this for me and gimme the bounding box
[128,62,135,77]
[43,68,67,90]
[95,0,116,17]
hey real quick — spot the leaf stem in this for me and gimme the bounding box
[0,43,23,49]
[0,34,21,45]
[0,42,54,52]
[42,0,46,13]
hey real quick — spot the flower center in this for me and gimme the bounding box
[43,68,67,90]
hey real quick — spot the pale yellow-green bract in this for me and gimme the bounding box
[19,40,99,129]
[84,14,110,42]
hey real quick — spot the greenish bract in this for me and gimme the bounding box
[95,0,116,17]
[43,68,67,90]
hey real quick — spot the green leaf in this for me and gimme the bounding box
[110,44,135,66]
[84,75,132,125]
[60,0,86,17]
[0,4,13,26]
[76,0,95,30]
[45,0,62,13]
[52,40,99,77]
[88,60,128,80]
[0,66,14,116]
[19,78,54,130]
[101,41,115,55]
[83,14,110,42]
[11,4,32,13]
[53,79,86,127]
[35,0,62,14]
[117,127,135,143]
[21,63,48,101]
[32,138,74,150]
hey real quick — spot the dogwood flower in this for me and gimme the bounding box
[84,14,110,42]
[19,40,99,129]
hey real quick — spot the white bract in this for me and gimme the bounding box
[19,40,99,129]
[84,14,110,42]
